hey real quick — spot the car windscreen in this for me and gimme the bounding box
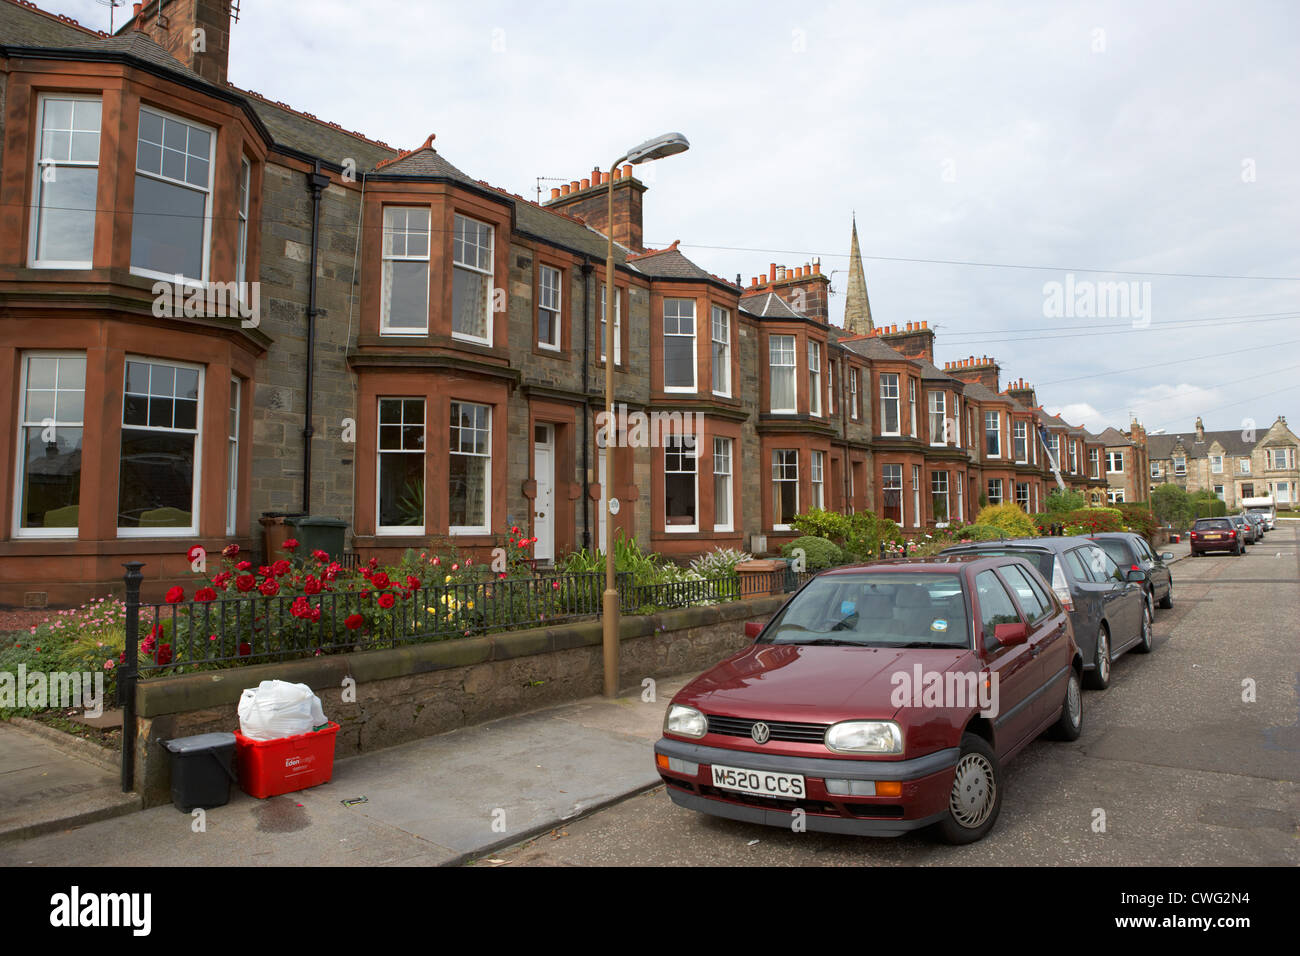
[759,573,970,649]
[941,547,1052,578]
[1194,519,1231,530]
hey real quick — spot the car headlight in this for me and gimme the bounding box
[664,704,707,738]
[825,720,903,754]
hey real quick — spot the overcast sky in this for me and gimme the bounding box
[49,0,1300,438]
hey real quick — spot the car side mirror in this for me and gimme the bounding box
[1160,552,1174,561]
[994,622,1028,646]
[744,621,764,639]
[1126,569,1147,583]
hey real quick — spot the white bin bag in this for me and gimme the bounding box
[237,680,328,741]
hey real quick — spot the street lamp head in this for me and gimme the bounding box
[623,132,690,165]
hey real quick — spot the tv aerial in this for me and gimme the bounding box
[94,0,127,34]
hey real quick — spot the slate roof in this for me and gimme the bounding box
[961,381,1009,404]
[1096,427,1132,446]
[839,335,914,364]
[628,247,720,283]
[1148,430,1257,460]
[738,291,806,320]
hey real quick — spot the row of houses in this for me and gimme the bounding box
[1,0,1293,607]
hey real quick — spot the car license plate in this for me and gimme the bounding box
[1206,534,1221,539]
[711,764,805,799]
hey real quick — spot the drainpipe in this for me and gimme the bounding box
[581,256,593,550]
[303,160,331,514]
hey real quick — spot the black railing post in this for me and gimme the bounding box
[120,561,143,793]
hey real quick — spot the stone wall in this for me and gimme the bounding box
[130,593,786,807]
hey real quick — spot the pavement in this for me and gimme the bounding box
[0,531,1204,866]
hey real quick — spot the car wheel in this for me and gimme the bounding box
[1134,601,1153,654]
[936,733,1002,845]
[1085,625,1111,690]
[1158,580,1173,609]
[1049,668,1084,741]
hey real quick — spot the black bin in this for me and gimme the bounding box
[286,516,348,560]
[163,732,237,813]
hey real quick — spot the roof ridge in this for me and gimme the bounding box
[230,84,396,151]
[5,0,108,38]
[626,239,681,261]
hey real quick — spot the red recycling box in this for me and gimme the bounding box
[234,722,340,799]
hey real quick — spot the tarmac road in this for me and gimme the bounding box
[481,525,1300,867]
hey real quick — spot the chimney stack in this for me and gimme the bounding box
[132,1,234,86]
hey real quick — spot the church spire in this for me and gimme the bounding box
[843,214,874,335]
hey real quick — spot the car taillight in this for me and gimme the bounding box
[1051,558,1075,611]
[1130,564,1141,572]
[1228,530,1236,537]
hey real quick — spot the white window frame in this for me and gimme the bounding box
[129,105,215,286]
[711,305,731,397]
[1013,421,1028,462]
[13,351,86,539]
[772,450,799,531]
[957,474,965,521]
[849,367,860,421]
[236,157,250,292]
[811,450,825,509]
[1174,455,1186,476]
[713,437,733,533]
[381,206,431,335]
[1210,454,1223,474]
[1239,457,1251,474]
[1108,489,1126,503]
[1106,451,1123,473]
[769,335,797,414]
[452,213,494,346]
[376,397,426,536]
[827,359,836,416]
[30,94,101,269]
[538,263,562,351]
[880,373,900,436]
[448,400,491,534]
[117,356,204,538]
[663,298,697,393]
[931,470,949,525]
[929,391,946,446]
[1151,461,1162,478]
[985,411,1001,458]
[226,376,239,536]
[908,379,917,438]
[1069,441,1078,474]
[881,463,903,524]
[911,464,921,527]
[808,341,822,417]
[1015,481,1030,509]
[987,477,1003,506]
[663,434,698,533]
[599,285,622,365]
[1213,484,1224,501]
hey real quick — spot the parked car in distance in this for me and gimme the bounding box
[1189,517,1244,556]
[1241,495,1276,530]
[940,537,1150,691]
[1227,513,1255,545]
[1087,531,1175,611]
[654,556,1083,845]
[1243,512,1266,541]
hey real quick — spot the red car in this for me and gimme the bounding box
[654,555,1083,844]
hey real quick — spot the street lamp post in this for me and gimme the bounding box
[601,132,689,698]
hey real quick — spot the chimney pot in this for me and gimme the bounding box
[769,263,777,282]
[580,178,590,190]
[550,187,561,200]
[622,164,633,178]
[560,184,570,196]
[592,166,601,182]
[813,262,821,274]
[921,320,927,329]
[570,181,580,191]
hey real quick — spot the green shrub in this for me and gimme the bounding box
[1045,488,1088,513]
[1052,507,1124,534]
[688,547,752,580]
[960,523,1013,542]
[1151,484,1194,530]
[1115,502,1158,541]
[975,502,1039,538]
[790,508,851,544]
[780,535,844,570]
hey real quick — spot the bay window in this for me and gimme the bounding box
[985,411,1001,458]
[711,306,731,396]
[909,379,917,437]
[931,471,949,524]
[131,106,213,283]
[713,437,733,532]
[14,353,85,536]
[769,335,796,413]
[664,435,698,532]
[1015,482,1030,508]
[30,96,100,268]
[987,478,1003,505]
[1014,421,1028,462]
[880,373,899,435]
[599,286,621,364]
[772,450,799,530]
[882,464,903,524]
[811,451,825,509]
[452,214,493,344]
[449,401,490,533]
[381,206,430,333]
[118,358,201,536]
[929,391,946,445]
[663,298,696,391]
[377,398,425,533]
[808,342,822,417]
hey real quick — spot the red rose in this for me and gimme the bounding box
[370,571,390,589]
[236,560,252,571]
[282,538,299,551]
[236,574,256,592]
[238,642,252,657]
[368,557,379,569]
[141,633,157,654]
[258,565,272,577]
[377,592,396,609]
[406,575,420,589]
[303,576,322,595]
[222,544,240,558]
[195,587,217,603]
[259,578,280,597]
[155,643,173,666]
[309,607,322,623]
[271,559,291,577]
[291,596,310,617]
[345,613,364,630]
[361,589,370,599]
[165,585,184,603]
[212,572,232,589]
[510,525,520,534]
[312,549,329,562]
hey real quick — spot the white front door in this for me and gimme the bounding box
[533,424,555,563]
